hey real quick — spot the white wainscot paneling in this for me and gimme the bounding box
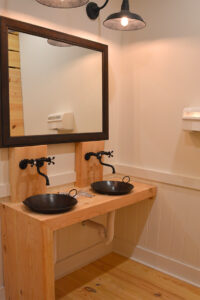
[0,221,5,300]
[0,149,9,198]
[55,214,113,279]
[114,164,200,287]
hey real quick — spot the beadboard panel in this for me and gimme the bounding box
[54,214,112,280]
[0,150,9,190]
[0,185,10,199]
[56,215,107,262]
[55,241,112,280]
[113,165,200,286]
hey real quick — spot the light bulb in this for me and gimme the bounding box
[121,17,129,27]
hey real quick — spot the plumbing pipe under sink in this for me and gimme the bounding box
[82,211,116,245]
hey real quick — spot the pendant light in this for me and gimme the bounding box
[36,0,89,8]
[86,0,146,31]
[104,0,146,31]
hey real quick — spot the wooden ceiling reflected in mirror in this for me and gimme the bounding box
[0,16,108,147]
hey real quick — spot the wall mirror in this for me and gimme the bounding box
[0,17,108,147]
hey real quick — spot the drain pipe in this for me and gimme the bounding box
[105,211,115,245]
[82,211,116,245]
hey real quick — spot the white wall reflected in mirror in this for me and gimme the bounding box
[9,31,102,137]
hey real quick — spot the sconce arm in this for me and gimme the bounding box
[86,0,110,20]
[99,0,109,10]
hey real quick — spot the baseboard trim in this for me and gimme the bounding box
[116,163,200,191]
[114,238,200,288]
[55,242,112,280]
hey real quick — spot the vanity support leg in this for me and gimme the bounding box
[1,205,55,300]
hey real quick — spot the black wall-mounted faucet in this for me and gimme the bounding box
[19,157,55,186]
[85,151,116,174]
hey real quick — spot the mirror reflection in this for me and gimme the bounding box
[8,31,103,137]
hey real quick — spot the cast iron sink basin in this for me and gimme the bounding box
[91,176,134,196]
[23,189,78,214]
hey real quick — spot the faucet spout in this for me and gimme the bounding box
[36,166,50,186]
[98,156,116,174]
[85,150,115,174]
[19,156,55,186]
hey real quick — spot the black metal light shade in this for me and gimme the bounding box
[104,0,146,31]
[36,0,89,8]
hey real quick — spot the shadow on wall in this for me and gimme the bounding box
[124,0,200,44]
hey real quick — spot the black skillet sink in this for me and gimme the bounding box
[23,189,78,214]
[91,176,134,196]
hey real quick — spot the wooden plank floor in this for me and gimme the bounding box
[55,252,200,300]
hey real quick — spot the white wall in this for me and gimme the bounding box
[115,0,200,287]
[19,33,102,135]
[119,0,200,175]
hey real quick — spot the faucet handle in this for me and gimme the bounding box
[47,156,55,165]
[35,157,55,167]
[85,151,114,161]
[97,150,114,158]
[108,151,114,158]
[38,156,55,165]
[103,151,114,158]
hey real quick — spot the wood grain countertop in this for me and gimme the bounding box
[0,175,157,231]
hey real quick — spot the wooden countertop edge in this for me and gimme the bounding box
[45,186,156,230]
[0,182,157,231]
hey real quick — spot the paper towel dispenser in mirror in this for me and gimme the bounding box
[182,107,200,131]
[0,16,108,147]
[47,113,74,131]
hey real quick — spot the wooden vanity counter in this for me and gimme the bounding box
[1,179,156,230]
[0,178,156,300]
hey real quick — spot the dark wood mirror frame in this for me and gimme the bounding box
[0,16,108,147]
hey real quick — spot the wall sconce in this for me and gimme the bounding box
[36,0,89,8]
[36,0,146,31]
[86,0,146,31]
